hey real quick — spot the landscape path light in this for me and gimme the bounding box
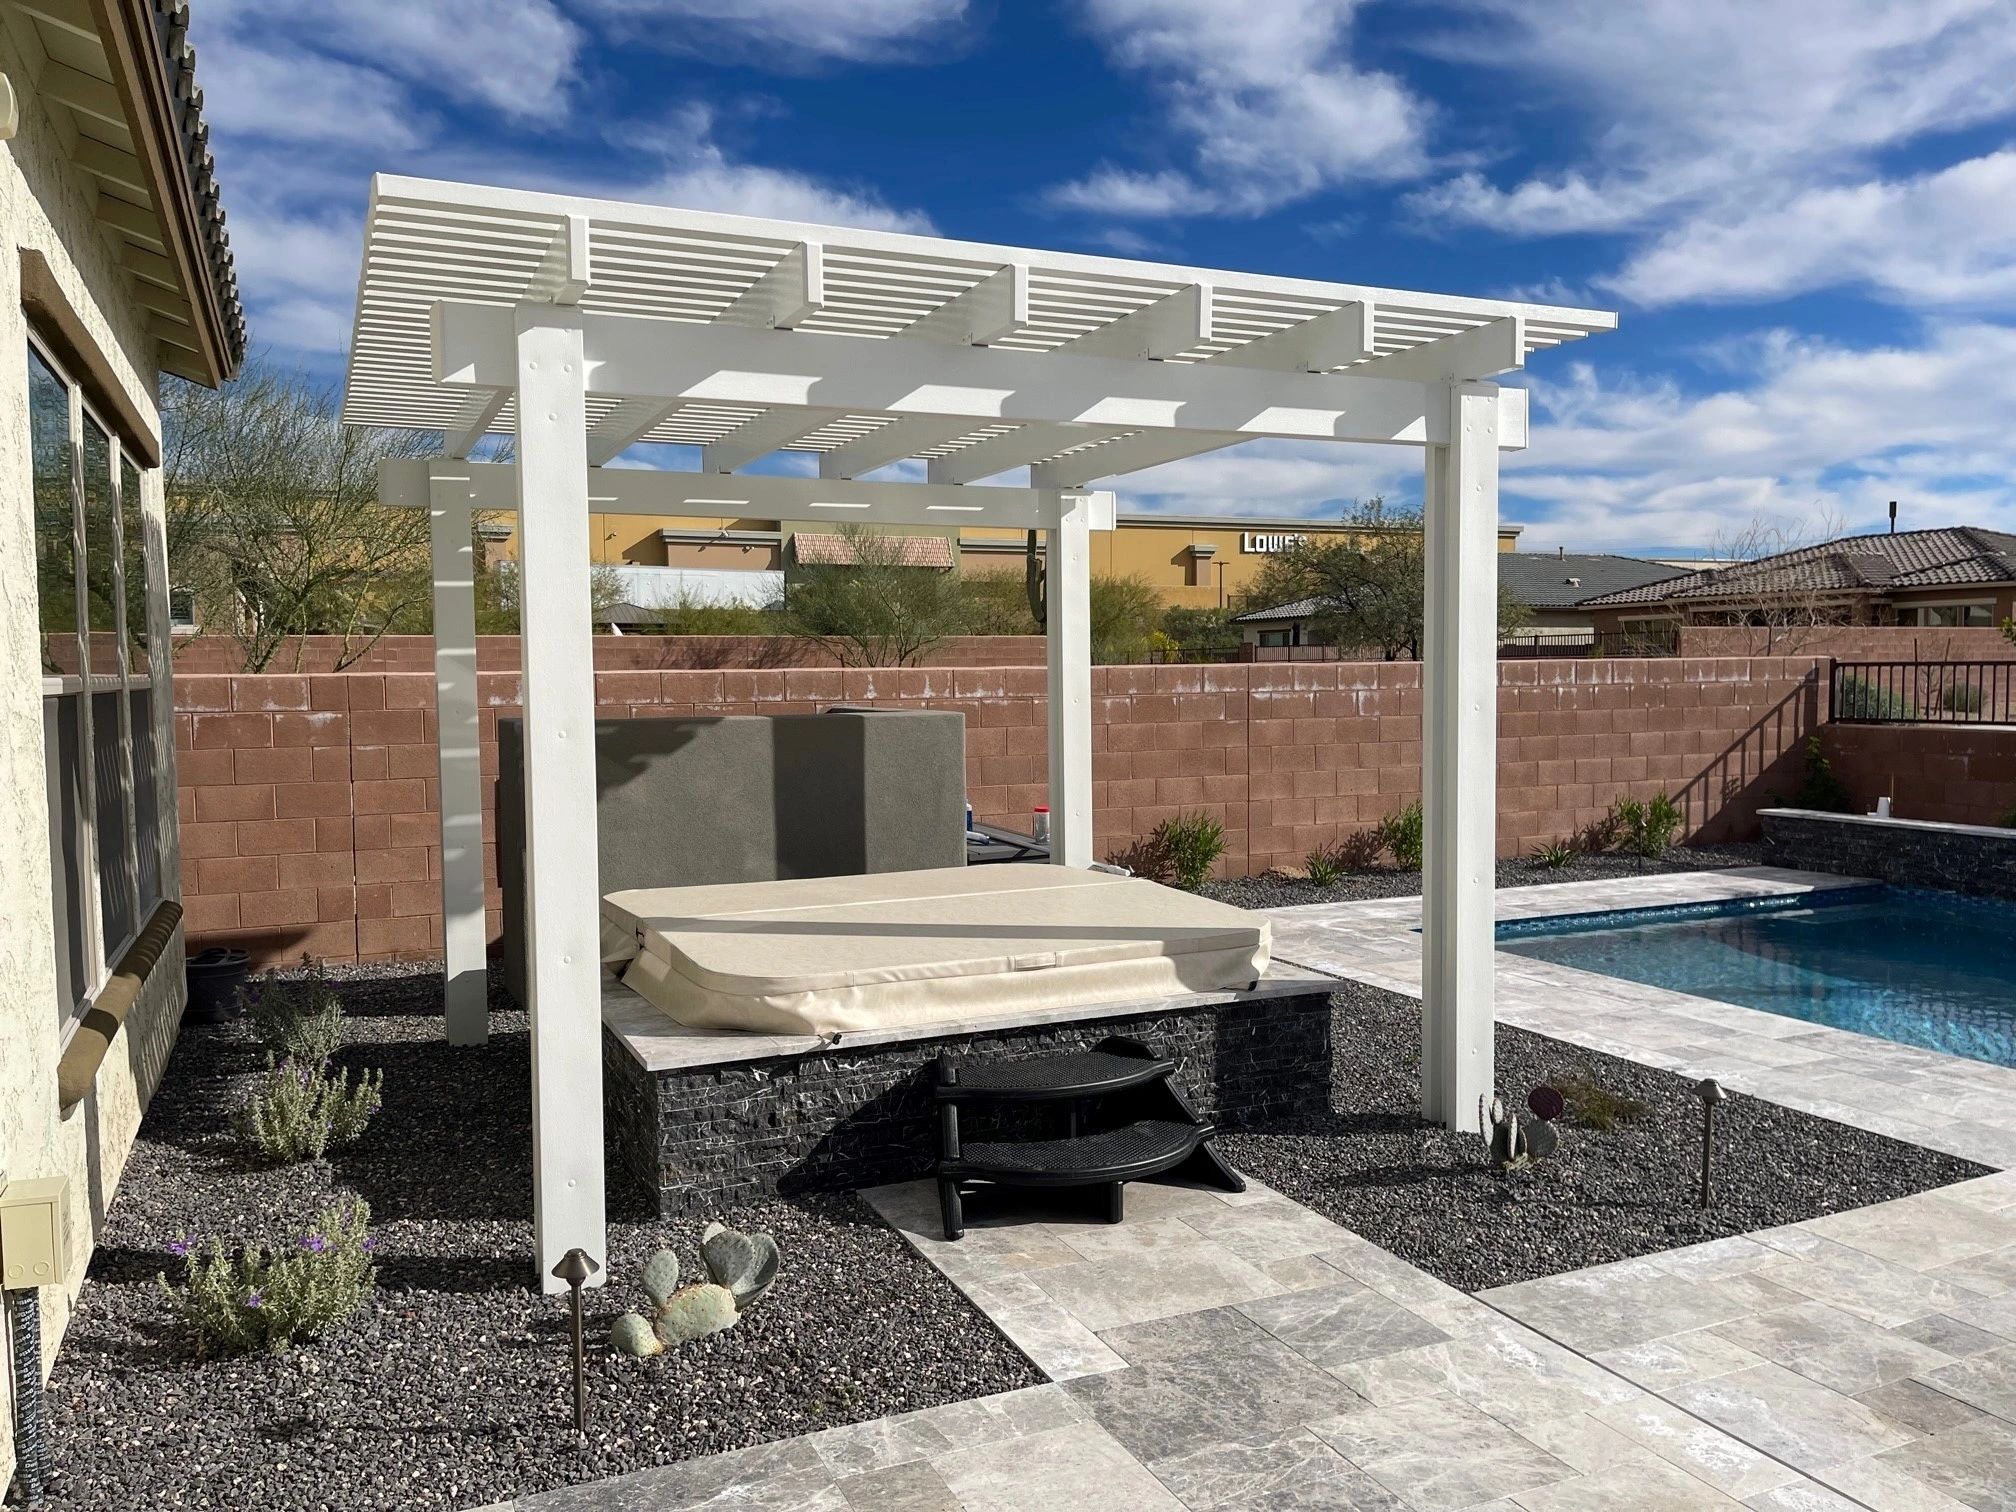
[1693,1078,1728,1208]
[552,1247,600,1434]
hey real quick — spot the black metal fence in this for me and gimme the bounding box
[1830,660,2016,724]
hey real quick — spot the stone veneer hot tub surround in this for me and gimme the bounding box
[599,975,1339,1217]
[1761,806,2016,900]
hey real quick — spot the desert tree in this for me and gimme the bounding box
[784,523,969,667]
[1245,497,1530,660]
[163,357,439,671]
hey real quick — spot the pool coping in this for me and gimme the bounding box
[1263,866,2016,1171]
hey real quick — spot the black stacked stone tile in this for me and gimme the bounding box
[1761,809,2016,901]
[604,989,1336,1218]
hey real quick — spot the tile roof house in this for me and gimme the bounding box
[1581,527,2016,632]
[1234,551,1682,650]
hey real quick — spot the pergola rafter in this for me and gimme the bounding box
[342,174,1616,1292]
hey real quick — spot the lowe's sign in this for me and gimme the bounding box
[1240,531,1311,554]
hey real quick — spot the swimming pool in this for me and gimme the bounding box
[1497,887,2016,1068]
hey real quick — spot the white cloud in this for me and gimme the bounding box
[627,105,936,232]
[1415,0,2016,237]
[1109,324,2016,552]
[197,41,430,152]
[1508,322,2016,549]
[580,0,967,65]
[1608,152,2016,308]
[1049,0,1429,219]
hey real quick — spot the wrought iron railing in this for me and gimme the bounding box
[1830,659,2016,725]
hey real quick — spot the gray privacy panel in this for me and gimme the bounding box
[496,711,967,1005]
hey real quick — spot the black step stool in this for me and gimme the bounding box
[933,1035,1244,1240]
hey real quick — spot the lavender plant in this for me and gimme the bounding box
[243,961,345,1066]
[236,1053,382,1163]
[160,1196,376,1355]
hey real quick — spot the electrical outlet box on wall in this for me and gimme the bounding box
[0,1177,69,1289]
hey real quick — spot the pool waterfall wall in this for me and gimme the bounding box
[1761,808,2016,902]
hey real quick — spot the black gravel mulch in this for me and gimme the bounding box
[1202,842,1766,911]
[38,966,1039,1512]
[1218,981,1990,1295]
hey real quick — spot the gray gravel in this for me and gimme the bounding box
[1202,842,1767,911]
[1218,981,1988,1293]
[39,965,1039,1511]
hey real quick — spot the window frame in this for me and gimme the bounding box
[1893,599,1997,629]
[31,329,160,1045]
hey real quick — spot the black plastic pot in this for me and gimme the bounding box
[184,947,250,1024]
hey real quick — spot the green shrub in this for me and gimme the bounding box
[1304,830,1382,886]
[1836,674,1911,720]
[1532,839,1578,869]
[160,1196,376,1356]
[1158,811,1227,891]
[1551,1067,1648,1131]
[1610,791,1684,859]
[1376,801,1424,870]
[1940,682,1985,714]
[2001,807,2016,830]
[245,965,345,1067]
[1105,833,1174,885]
[649,594,779,636]
[1792,735,1852,813]
[237,1054,383,1164]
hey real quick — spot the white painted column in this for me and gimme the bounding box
[141,467,180,900]
[513,304,607,1291]
[429,467,487,1045]
[1045,491,1093,868]
[1420,381,1500,1130]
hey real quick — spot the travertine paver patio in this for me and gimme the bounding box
[487,867,2016,1510]
[1264,866,2016,1169]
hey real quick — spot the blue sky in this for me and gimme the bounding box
[192,0,2016,555]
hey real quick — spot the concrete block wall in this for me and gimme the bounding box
[176,656,1834,966]
[1817,723,2016,828]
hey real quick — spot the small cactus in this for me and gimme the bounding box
[701,1222,779,1310]
[611,1311,663,1357]
[640,1248,681,1308]
[654,1282,738,1344]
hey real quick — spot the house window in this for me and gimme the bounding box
[1895,602,1995,628]
[29,337,162,1034]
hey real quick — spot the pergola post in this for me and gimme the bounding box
[429,467,487,1046]
[1421,380,1500,1128]
[512,304,607,1291]
[1046,491,1093,867]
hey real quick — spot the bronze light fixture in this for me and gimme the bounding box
[552,1248,601,1433]
[1692,1078,1728,1208]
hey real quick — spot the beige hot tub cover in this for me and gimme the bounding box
[602,867,1272,1036]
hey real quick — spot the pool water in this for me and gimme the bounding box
[1497,888,2016,1068]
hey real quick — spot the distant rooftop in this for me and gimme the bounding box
[1582,527,2016,608]
[1497,552,1685,609]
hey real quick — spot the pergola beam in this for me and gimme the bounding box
[1352,316,1525,385]
[381,457,1117,533]
[899,263,1028,345]
[702,406,846,473]
[1209,302,1374,373]
[1054,282,1210,360]
[716,241,823,329]
[442,387,510,459]
[432,301,1531,449]
[585,398,683,466]
[818,414,978,478]
[928,424,1127,486]
[1032,429,1243,487]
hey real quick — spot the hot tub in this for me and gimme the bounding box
[601,866,1271,1036]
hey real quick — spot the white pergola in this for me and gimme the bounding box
[342,174,1616,1290]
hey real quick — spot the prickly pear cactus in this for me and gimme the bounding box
[1481,1093,1529,1171]
[640,1248,681,1309]
[654,1282,739,1344]
[700,1221,779,1309]
[611,1311,664,1357]
[1526,1118,1560,1159]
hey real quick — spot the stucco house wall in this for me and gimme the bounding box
[0,22,185,1489]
